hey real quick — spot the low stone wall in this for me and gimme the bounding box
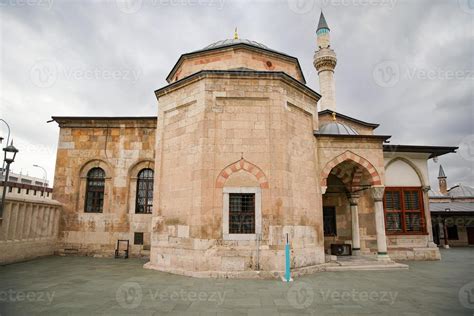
[387,235,441,260]
[0,196,62,265]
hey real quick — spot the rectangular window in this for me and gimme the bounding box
[383,187,425,234]
[134,232,144,245]
[229,193,255,234]
[323,206,337,236]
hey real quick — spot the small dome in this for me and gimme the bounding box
[448,184,474,198]
[202,38,269,51]
[319,122,359,135]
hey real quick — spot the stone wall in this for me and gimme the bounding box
[52,117,156,257]
[169,47,304,83]
[0,196,61,264]
[148,71,324,277]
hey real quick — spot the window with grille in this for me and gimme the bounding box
[135,169,154,214]
[85,167,105,213]
[383,187,425,234]
[229,193,255,234]
[134,232,144,245]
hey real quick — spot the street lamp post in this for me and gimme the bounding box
[33,164,47,197]
[0,119,11,178]
[0,141,19,219]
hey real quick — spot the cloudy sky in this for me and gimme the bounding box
[0,0,473,190]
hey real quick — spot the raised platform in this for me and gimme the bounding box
[144,254,408,279]
[323,255,409,272]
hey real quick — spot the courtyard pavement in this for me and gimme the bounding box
[0,248,473,315]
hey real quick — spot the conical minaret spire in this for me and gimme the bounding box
[314,11,337,112]
[438,165,448,195]
[317,11,329,32]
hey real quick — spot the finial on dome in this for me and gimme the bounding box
[234,27,239,40]
[332,112,337,121]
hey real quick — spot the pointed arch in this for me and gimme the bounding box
[216,158,269,189]
[320,151,381,187]
[385,157,426,186]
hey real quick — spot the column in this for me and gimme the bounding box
[422,186,438,248]
[348,193,361,255]
[371,186,390,260]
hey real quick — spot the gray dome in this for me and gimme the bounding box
[202,38,269,51]
[448,184,474,198]
[319,122,359,135]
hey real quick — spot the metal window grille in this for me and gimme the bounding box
[85,167,105,213]
[229,193,255,234]
[135,169,154,214]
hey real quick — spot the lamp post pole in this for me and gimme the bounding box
[0,141,19,219]
[33,164,47,197]
[0,119,11,178]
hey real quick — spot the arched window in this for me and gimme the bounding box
[136,168,154,214]
[85,167,105,213]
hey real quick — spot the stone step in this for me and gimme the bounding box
[324,262,409,272]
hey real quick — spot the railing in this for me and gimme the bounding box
[0,196,62,264]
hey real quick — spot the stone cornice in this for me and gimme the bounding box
[166,43,307,84]
[50,117,157,128]
[155,70,322,102]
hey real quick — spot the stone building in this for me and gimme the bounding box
[430,166,474,247]
[0,170,52,200]
[51,13,458,277]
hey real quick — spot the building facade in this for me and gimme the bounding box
[0,170,52,200]
[430,166,474,247]
[51,13,458,277]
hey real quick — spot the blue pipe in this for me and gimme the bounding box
[285,234,290,282]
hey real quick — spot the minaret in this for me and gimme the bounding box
[314,12,337,112]
[438,165,448,195]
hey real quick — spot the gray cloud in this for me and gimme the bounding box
[0,0,472,189]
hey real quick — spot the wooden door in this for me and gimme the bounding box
[467,227,474,245]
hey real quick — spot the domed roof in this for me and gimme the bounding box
[202,38,270,51]
[319,122,359,135]
[448,184,474,197]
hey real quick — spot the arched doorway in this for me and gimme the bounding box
[320,151,387,258]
